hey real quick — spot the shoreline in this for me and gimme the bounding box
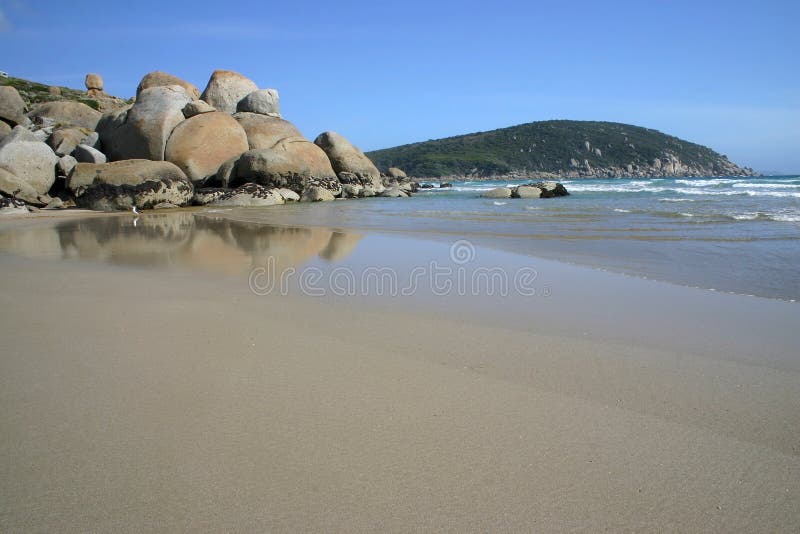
[2,204,799,304]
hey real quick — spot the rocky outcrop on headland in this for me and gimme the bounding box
[0,71,569,212]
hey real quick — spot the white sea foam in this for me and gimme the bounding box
[613,208,631,213]
[659,197,694,202]
[772,214,800,222]
[729,212,761,220]
[732,182,800,189]
[450,186,496,192]
[564,184,668,193]
[672,188,800,198]
[674,178,741,187]
[493,201,508,206]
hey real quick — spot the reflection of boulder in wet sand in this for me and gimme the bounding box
[319,232,362,262]
[56,213,196,266]
[213,218,334,273]
[174,221,252,275]
[0,222,62,259]
[0,212,363,275]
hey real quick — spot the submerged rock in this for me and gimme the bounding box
[527,181,569,197]
[513,185,542,199]
[481,187,512,199]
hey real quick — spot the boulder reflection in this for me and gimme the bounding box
[0,212,362,274]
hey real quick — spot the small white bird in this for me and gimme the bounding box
[132,206,140,215]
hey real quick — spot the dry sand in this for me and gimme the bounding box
[0,216,799,532]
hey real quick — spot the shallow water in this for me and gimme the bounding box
[199,176,800,300]
[1,211,798,371]
[1,175,798,300]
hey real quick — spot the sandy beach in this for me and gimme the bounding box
[0,212,798,532]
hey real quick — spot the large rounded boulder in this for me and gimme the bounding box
[137,71,201,100]
[313,131,382,190]
[100,85,192,161]
[0,167,51,205]
[236,140,340,195]
[165,111,249,183]
[200,70,258,114]
[67,160,194,211]
[85,73,103,91]
[27,101,101,130]
[0,126,58,195]
[0,86,29,127]
[234,112,303,149]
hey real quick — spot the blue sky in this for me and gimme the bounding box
[1,0,798,173]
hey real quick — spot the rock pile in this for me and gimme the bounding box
[1,69,565,212]
[480,182,570,199]
[0,69,426,211]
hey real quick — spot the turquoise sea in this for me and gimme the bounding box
[229,175,800,301]
[2,175,798,301]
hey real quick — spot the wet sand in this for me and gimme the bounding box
[0,213,798,531]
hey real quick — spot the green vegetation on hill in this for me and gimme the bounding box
[1,76,103,110]
[366,120,749,178]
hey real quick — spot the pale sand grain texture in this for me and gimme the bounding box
[0,251,798,532]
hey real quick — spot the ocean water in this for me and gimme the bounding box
[1,176,797,301]
[219,175,800,301]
